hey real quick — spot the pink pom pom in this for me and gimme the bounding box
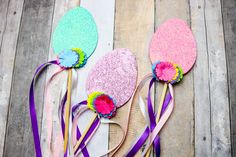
[93,95,116,118]
[154,62,176,81]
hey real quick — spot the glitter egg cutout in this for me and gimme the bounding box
[86,48,138,108]
[52,7,98,59]
[149,19,197,74]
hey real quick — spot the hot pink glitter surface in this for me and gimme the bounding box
[86,48,137,108]
[149,19,197,74]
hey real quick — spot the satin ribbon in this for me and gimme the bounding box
[44,67,65,157]
[71,100,126,157]
[142,84,174,155]
[72,102,100,156]
[147,78,159,157]
[126,93,171,157]
[60,93,91,157]
[29,60,89,157]
[29,60,59,157]
[124,74,174,157]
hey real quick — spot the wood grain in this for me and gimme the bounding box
[155,0,195,157]
[0,0,9,48]
[109,0,154,156]
[190,0,212,156]
[222,0,236,156]
[3,0,54,156]
[0,0,24,156]
[204,0,231,156]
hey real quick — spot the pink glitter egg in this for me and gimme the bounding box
[86,48,137,108]
[149,19,197,74]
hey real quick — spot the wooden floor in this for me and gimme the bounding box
[0,0,235,156]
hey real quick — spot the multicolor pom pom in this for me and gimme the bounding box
[72,48,87,68]
[87,92,117,119]
[58,48,87,68]
[152,61,183,84]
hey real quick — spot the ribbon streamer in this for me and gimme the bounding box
[145,83,168,157]
[124,74,174,157]
[29,60,59,157]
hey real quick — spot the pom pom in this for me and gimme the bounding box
[152,61,183,84]
[87,92,103,111]
[58,48,87,68]
[170,64,183,84]
[87,92,116,119]
[72,48,87,68]
[58,49,79,68]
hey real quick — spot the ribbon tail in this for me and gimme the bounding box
[73,110,100,156]
[43,67,65,157]
[142,84,175,155]
[29,60,59,157]
[151,88,172,157]
[61,95,90,157]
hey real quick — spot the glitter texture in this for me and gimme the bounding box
[86,48,137,108]
[149,19,197,74]
[52,7,98,58]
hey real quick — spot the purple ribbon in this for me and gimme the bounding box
[147,78,160,156]
[125,79,172,157]
[147,78,157,130]
[71,100,100,156]
[72,101,90,157]
[60,93,90,157]
[126,127,150,157]
[29,61,98,157]
[29,60,58,157]
[74,116,100,155]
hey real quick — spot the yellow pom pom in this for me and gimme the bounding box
[87,92,103,111]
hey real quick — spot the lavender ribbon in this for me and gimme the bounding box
[126,79,172,157]
[29,60,58,157]
[71,100,100,156]
[60,93,90,157]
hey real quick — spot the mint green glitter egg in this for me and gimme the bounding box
[52,7,98,58]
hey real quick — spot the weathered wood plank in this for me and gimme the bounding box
[78,1,115,156]
[0,0,24,156]
[222,0,236,156]
[0,0,9,48]
[109,0,154,156]
[155,0,195,157]
[40,0,115,156]
[204,0,231,156]
[40,0,79,156]
[3,0,55,156]
[190,0,211,156]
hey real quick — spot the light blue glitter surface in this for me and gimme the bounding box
[52,7,98,58]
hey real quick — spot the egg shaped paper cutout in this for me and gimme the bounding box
[86,48,137,108]
[52,7,98,58]
[149,19,197,74]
